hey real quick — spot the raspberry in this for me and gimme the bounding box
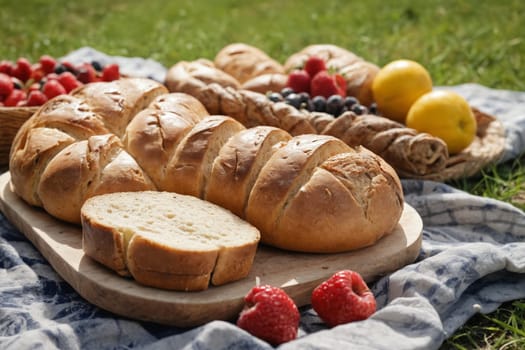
[237,284,299,345]
[0,60,14,75]
[26,90,48,106]
[310,71,347,98]
[76,63,97,84]
[57,71,82,93]
[12,57,33,83]
[304,56,327,78]
[4,89,27,107]
[286,69,311,94]
[42,79,67,99]
[101,63,120,82]
[39,55,57,74]
[0,73,14,97]
[311,270,376,327]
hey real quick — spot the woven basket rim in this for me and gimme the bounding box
[401,107,506,181]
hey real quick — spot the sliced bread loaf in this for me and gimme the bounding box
[81,191,260,291]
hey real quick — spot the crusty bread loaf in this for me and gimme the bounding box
[214,43,285,83]
[81,191,260,291]
[10,78,404,258]
[240,73,288,94]
[164,59,241,97]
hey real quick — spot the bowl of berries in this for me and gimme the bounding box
[0,55,121,166]
[266,55,377,119]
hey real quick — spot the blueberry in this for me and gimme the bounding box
[326,95,344,116]
[54,64,67,74]
[300,99,315,111]
[281,87,295,98]
[343,96,360,109]
[312,95,327,112]
[285,93,302,109]
[298,92,310,103]
[352,104,369,115]
[267,92,283,103]
[369,102,378,115]
[91,60,103,72]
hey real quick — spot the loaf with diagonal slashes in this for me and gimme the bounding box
[9,78,404,258]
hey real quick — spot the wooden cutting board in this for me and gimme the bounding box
[0,171,423,327]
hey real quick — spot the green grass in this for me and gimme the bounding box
[1,0,524,348]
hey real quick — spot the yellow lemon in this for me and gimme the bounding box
[406,90,477,154]
[372,59,433,123]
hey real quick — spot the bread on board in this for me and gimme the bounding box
[9,78,404,256]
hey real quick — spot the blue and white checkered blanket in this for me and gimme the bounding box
[1,48,524,349]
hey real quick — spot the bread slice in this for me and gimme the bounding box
[81,191,260,291]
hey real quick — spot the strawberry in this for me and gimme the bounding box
[61,61,78,75]
[237,284,299,345]
[0,60,14,75]
[286,69,311,93]
[0,73,14,97]
[42,79,67,99]
[304,56,326,78]
[57,71,82,92]
[39,55,57,74]
[76,63,97,84]
[26,90,48,106]
[101,63,120,82]
[12,57,32,83]
[4,89,27,107]
[311,270,376,327]
[31,63,46,83]
[310,70,347,98]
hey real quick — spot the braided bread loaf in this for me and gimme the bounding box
[9,78,403,256]
[165,68,449,176]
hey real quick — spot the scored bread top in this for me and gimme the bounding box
[10,77,404,257]
[81,191,260,291]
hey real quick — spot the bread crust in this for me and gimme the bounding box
[273,147,404,252]
[122,93,210,188]
[214,43,285,83]
[245,134,352,237]
[72,78,168,136]
[241,73,288,94]
[165,115,245,197]
[165,59,241,96]
[205,126,292,217]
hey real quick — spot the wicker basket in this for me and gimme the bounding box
[0,106,38,166]
[401,107,506,181]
